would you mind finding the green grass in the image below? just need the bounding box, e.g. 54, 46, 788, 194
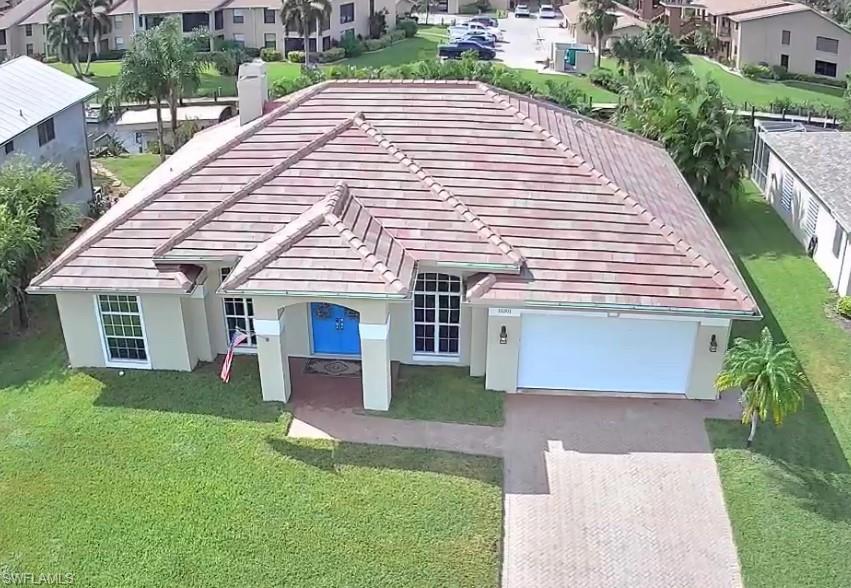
53, 61, 237, 97
95, 154, 161, 187
688, 55, 846, 110
707, 181, 851, 587
0, 303, 503, 587
377, 366, 504, 426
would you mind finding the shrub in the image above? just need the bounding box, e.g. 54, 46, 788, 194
341, 34, 365, 57
543, 79, 588, 112
397, 18, 418, 38
317, 47, 346, 63
838, 296, 851, 319
389, 29, 407, 43
769, 64, 787, 80
209, 50, 239, 76
364, 38, 388, 52
287, 50, 305, 63
94, 49, 126, 61
588, 67, 621, 93
368, 9, 388, 39
260, 48, 283, 62
741, 63, 771, 80
459, 2, 480, 14
244, 47, 261, 59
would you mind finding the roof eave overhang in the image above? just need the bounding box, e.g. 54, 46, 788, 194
216, 287, 410, 300
27, 284, 194, 295
467, 297, 762, 321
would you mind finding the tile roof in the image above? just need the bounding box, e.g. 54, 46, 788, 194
691, 0, 790, 16
0, 56, 97, 146
30, 80, 758, 316
762, 131, 851, 232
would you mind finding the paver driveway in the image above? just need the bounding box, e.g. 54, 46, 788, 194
502, 393, 743, 588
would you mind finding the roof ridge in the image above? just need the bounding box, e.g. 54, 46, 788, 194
480, 84, 753, 310
324, 193, 412, 294
30, 81, 332, 289
352, 114, 526, 268
221, 182, 349, 291
153, 113, 359, 258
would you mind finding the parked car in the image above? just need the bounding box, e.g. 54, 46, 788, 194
538, 3, 557, 18
470, 15, 498, 28
453, 32, 496, 47
449, 20, 504, 41
514, 3, 531, 17
438, 41, 496, 60
449, 28, 498, 45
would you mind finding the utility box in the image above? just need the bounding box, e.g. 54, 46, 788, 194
551, 42, 594, 74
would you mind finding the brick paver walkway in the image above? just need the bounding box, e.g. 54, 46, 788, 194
502, 393, 743, 588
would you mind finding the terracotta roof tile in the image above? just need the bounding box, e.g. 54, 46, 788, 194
31, 81, 757, 316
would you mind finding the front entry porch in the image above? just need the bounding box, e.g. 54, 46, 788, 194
252, 297, 395, 411
287, 357, 401, 410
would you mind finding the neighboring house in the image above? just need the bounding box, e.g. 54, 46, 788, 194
648, 0, 851, 79
752, 122, 851, 296
561, 0, 646, 50
0, 0, 398, 59
114, 105, 234, 153
0, 56, 97, 207
29, 69, 760, 411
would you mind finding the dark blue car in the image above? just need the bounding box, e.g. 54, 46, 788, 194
458, 33, 496, 47
438, 40, 496, 60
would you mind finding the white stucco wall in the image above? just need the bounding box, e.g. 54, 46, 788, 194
761, 148, 851, 295
734, 10, 851, 79
0, 103, 93, 209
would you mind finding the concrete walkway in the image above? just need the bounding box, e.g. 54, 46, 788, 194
288, 405, 503, 457
501, 392, 743, 588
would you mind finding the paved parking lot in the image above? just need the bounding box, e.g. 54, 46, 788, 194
496, 12, 566, 69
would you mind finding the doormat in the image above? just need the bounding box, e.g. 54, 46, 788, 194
304, 358, 362, 378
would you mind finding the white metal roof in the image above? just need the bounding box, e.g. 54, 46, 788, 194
0, 56, 98, 146
115, 105, 232, 127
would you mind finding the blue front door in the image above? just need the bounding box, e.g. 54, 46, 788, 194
310, 303, 361, 355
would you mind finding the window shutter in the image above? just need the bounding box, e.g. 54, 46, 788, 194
804, 198, 819, 237
780, 171, 794, 213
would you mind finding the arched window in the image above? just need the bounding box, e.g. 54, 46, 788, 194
413, 273, 462, 355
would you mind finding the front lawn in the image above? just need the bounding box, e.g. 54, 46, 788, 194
95, 154, 161, 187
688, 56, 846, 110
380, 365, 504, 426
0, 304, 503, 587
708, 182, 851, 587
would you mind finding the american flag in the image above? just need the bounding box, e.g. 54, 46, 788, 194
220, 329, 249, 383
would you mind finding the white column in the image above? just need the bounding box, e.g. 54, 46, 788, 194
469, 306, 487, 378
255, 315, 290, 402
359, 320, 392, 411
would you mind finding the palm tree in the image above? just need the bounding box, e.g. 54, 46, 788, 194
47, 0, 84, 77
78, 0, 113, 75
610, 35, 643, 75
280, 0, 332, 66
641, 22, 684, 63
579, 0, 617, 67
715, 328, 806, 447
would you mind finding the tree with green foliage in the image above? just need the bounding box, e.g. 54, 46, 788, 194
616, 64, 748, 217
78, 0, 113, 74
47, 0, 85, 77
610, 35, 644, 75
280, 0, 332, 67
640, 23, 684, 63
580, 0, 617, 67
117, 18, 207, 161
716, 327, 806, 447
693, 26, 718, 56
0, 158, 75, 330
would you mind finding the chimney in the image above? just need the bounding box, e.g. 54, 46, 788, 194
237, 59, 269, 126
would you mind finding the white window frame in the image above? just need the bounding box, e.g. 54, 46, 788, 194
94, 294, 152, 369
220, 268, 257, 355
412, 272, 462, 361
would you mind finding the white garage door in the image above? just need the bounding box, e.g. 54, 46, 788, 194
517, 314, 698, 394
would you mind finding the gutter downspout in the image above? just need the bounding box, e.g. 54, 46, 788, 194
837, 228, 851, 296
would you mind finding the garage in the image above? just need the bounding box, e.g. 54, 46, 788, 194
517, 313, 698, 394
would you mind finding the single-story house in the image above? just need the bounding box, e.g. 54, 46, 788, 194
752, 122, 851, 295
114, 105, 234, 153
30, 66, 759, 410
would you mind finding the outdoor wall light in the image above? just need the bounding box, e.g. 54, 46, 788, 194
499, 325, 508, 345
709, 335, 718, 353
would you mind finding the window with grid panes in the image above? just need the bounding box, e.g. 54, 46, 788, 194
98, 294, 147, 361
220, 268, 257, 348
413, 273, 461, 354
